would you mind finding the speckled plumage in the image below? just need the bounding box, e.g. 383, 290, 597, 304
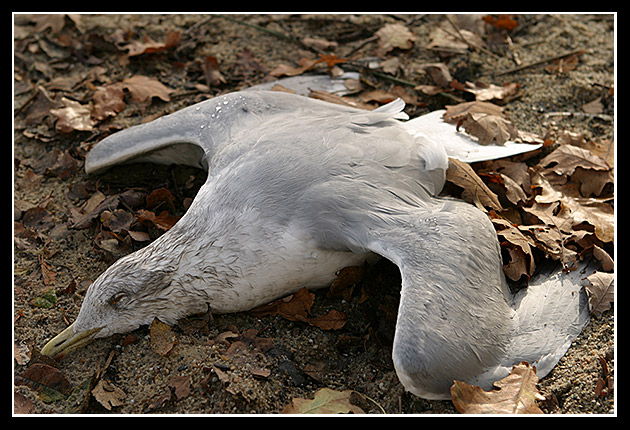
42, 90, 591, 399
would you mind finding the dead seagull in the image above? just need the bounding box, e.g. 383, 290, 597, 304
41, 89, 592, 400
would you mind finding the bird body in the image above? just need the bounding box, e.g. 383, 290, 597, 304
42, 90, 591, 400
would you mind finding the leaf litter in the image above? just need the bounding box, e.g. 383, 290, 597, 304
14, 14, 614, 414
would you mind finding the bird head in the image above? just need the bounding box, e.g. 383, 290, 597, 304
40, 251, 183, 358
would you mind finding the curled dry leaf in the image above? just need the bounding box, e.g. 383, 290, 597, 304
91, 379, 126, 410
446, 157, 502, 211
492, 218, 535, 282
282, 388, 365, 414
374, 23, 416, 56
150, 317, 176, 356
457, 112, 519, 146
50, 97, 95, 133
121, 75, 173, 103
451, 362, 544, 414
584, 271, 614, 316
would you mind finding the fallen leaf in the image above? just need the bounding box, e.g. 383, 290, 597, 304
584, 272, 614, 316
92, 84, 126, 120
446, 157, 502, 211
482, 14, 519, 31
121, 75, 173, 103
50, 97, 95, 133
91, 379, 126, 410
374, 23, 416, 56
451, 362, 545, 414
328, 265, 364, 301
301, 37, 338, 51
282, 388, 365, 414
14, 391, 35, 414
146, 187, 175, 210
100, 209, 133, 233
124, 30, 181, 56
443, 101, 506, 123
150, 318, 176, 356
250, 287, 314, 322
307, 309, 347, 331
16, 363, 73, 403
168, 375, 191, 400
457, 112, 519, 146
464, 81, 520, 102
202, 55, 227, 87
269, 57, 319, 78
492, 218, 535, 282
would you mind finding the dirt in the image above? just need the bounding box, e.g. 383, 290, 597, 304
13, 14, 614, 414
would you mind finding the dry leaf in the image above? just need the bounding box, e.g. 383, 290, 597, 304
121, 75, 173, 103
91, 379, 126, 410
374, 23, 416, 56
203, 56, 227, 87
584, 272, 614, 316
250, 287, 314, 322
92, 84, 126, 121
446, 157, 502, 211
282, 388, 365, 414
464, 81, 520, 102
457, 112, 519, 146
451, 362, 545, 414
168, 375, 191, 400
124, 30, 181, 56
492, 218, 535, 281
307, 309, 347, 331
443, 101, 506, 123
50, 97, 95, 133
150, 318, 176, 356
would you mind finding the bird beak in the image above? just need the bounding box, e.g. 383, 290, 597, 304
40, 323, 103, 358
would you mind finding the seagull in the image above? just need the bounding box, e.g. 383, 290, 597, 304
41, 88, 591, 400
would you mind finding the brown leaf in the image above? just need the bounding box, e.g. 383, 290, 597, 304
92, 84, 126, 121
100, 209, 133, 233
446, 158, 502, 211
16, 363, 73, 402
91, 379, 126, 410
492, 219, 535, 282
457, 112, 519, 146
443, 101, 506, 123
146, 187, 175, 210
202, 56, 227, 87
150, 318, 176, 356
124, 31, 181, 56
328, 265, 364, 301
168, 375, 191, 400
308, 310, 347, 331
464, 81, 520, 102
374, 23, 416, 56
50, 97, 95, 133
121, 75, 173, 103
269, 57, 319, 78
451, 362, 545, 414
250, 287, 314, 322
584, 272, 614, 316
282, 388, 365, 414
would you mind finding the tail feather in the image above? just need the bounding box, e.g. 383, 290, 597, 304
507, 259, 595, 377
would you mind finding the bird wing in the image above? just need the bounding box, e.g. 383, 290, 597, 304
85, 91, 367, 175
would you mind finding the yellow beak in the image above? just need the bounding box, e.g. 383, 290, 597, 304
40, 323, 103, 357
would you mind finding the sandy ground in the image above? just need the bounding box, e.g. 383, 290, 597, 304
14, 14, 614, 414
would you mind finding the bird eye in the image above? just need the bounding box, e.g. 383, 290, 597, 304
108, 292, 127, 307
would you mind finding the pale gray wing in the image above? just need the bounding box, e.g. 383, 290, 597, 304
85, 91, 366, 176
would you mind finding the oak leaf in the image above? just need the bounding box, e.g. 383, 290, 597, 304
584, 272, 614, 316
446, 157, 502, 211
50, 97, 95, 133
91, 379, 126, 410
121, 75, 173, 103
374, 23, 416, 56
150, 318, 176, 356
457, 112, 519, 146
282, 388, 365, 414
451, 362, 545, 414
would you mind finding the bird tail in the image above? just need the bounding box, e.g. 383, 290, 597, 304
506, 259, 596, 378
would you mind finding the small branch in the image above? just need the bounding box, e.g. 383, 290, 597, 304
494, 49, 585, 76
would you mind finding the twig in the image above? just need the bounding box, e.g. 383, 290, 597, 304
494, 49, 585, 76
